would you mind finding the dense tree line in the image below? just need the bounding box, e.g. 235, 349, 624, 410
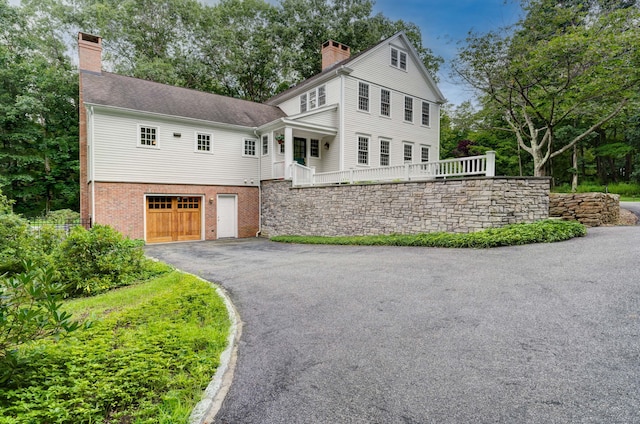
451, 0, 640, 189
1, 0, 639, 216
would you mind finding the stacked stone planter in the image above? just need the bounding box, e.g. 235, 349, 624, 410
549, 192, 619, 226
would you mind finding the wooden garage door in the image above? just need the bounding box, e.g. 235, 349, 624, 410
146, 196, 201, 243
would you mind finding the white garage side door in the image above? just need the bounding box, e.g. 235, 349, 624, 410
217, 194, 238, 239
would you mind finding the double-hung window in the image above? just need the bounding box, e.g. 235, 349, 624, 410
243, 138, 257, 157
310, 139, 320, 158
380, 139, 390, 166
358, 82, 369, 112
196, 132, 212, 152
318, 86, 326, 106
300, 94, 308, 113
421, 145, 430, 163
262, 135, 269, 156
139, 125, 158, 148
358, 136, 369, 165
421, 102, 430, 126
380, 89, 391, 117
404, 96, 413, 122
404, 143, 413, 163
391, 47, 407, 71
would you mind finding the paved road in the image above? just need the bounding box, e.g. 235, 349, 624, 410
622, 201, 640, 221
145, 227, 640, 424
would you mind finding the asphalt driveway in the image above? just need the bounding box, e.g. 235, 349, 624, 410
145, 226, 640, 424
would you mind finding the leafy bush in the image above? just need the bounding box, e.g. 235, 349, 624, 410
0, 261, 84, 384
0, 271, 230, 423
41, 209, 81, 222
54, 225, 157, 297
271, 220, 587, 248
553, 182, 640, 198
0, 213, 34, 275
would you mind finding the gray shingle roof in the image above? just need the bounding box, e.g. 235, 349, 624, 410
81, 71, 286, 127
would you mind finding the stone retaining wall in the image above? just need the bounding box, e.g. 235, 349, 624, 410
261, 177, 550, 237
549, 192, 619, 226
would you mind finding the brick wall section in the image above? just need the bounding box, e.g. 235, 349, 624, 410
94, 182, 259, 240
261, 177, 550, 237
549, 193, 619, 226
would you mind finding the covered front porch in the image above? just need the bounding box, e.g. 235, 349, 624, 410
259, 118, 338, 180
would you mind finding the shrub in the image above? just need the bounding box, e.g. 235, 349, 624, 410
0, 261, 83, 384
0, 213, 34, 275
54, 225, 152, 297
271, 220, 587, 248
42, 209, 81, 222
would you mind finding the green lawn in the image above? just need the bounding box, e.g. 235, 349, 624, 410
0, 270, 231, 424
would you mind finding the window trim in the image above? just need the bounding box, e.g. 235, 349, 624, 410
403, 142, 413, 163
421, 101, 431, 127
300, 93, 308, 113
391, 47, 407, 71
299, 85, 326, 113
404, 96, 413, 123
138, 124, 159, 149
358, 81, 370, 112
262, 134, 269, 156
380, 88, 391, 118
357, 135, 370, 166
310, 139, 320, 158
243, 138, 258, 157
194, 132, 212, 154
420, 145, 430, 163
380, 138, 391, 167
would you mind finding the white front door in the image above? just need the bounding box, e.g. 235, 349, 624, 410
217, 195, 237, 238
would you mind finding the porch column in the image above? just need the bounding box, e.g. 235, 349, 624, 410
284, 126, 294, 179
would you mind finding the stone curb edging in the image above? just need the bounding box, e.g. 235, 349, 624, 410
186, 272, 242, 424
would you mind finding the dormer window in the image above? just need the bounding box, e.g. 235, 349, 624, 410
299, 85, 326, 113
391, 47, 407, 71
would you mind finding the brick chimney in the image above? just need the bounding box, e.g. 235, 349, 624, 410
321, 40, 350, 70
78, 32, 102, 73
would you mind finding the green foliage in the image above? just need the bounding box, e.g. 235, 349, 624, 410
553, 182, 640, 198
0, 1, 79, 217
453, 0, 640, 177
41, 209, 81, 222
0, 271, 230, 424
0, 261, 83, 384
272, 220, 587, 248
0, 213, 33, 275
54, 225, 158, 297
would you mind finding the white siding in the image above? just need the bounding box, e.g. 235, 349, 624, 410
349, 39, 440, 102
295, 108, 338, 128
341, 76, 440, 170
92, 108, 259, 186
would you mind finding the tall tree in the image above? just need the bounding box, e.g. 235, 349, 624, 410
453, 0, 640, 179
0, 0, 78, 215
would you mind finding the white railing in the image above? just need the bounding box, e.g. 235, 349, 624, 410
290, 151, 495, 187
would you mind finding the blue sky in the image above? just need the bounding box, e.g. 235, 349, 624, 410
371, 0, 522, 105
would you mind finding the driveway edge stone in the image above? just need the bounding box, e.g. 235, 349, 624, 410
186, 272, 242, 424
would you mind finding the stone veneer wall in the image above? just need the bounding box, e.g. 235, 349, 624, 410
261, 177, 550, 237
549, 192, 619, 226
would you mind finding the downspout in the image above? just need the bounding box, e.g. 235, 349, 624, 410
89, 106, 96, 226
254, 129, 261, 237
339, 72, 345, 171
